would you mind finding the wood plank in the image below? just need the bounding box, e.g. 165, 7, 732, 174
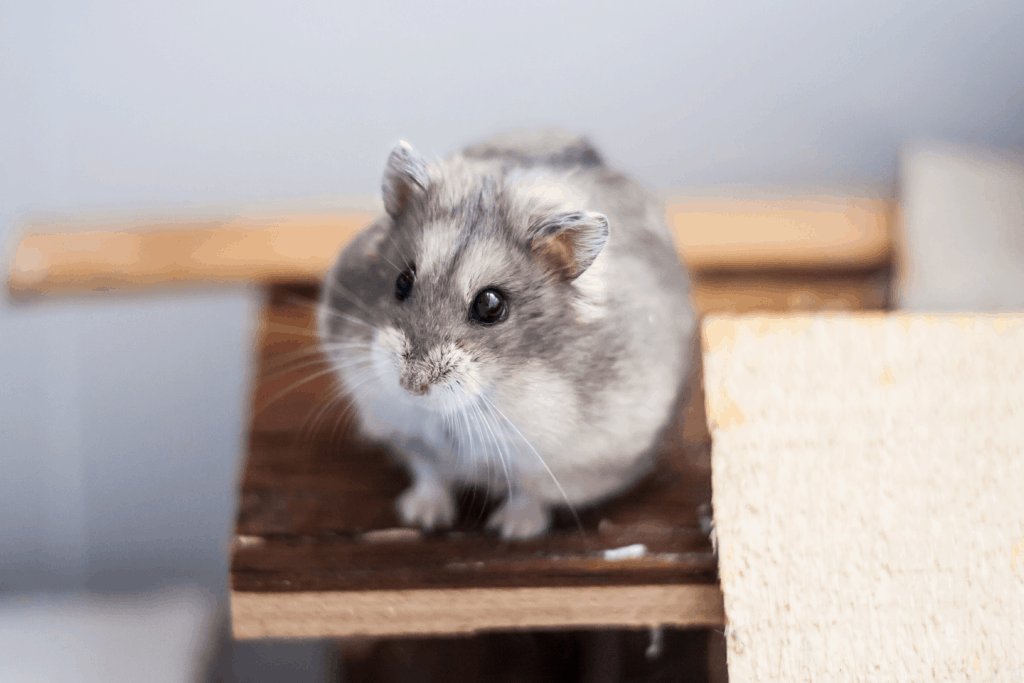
7, 194, 893, 298
339, 629, 720, 683
234, 285, 717, 596
668, 195, 893, 270
231, 585, 725, 639
691, 268, 890, 315
229, 264, 890, 637
7, 211, 374, 298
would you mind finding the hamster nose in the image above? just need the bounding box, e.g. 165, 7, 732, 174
400, 375, 430, 396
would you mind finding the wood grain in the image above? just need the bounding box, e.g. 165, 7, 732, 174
231, 261, 890, 637
232, 585, 726, 639
234, 285, 717, 597
2, 190, 897, 649
691, 268, 890, 315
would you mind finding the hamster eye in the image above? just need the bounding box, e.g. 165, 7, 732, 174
470, 288, 508, 325
395, 269, 415, 301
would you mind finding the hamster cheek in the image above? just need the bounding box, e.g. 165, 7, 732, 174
501, 366, 579, 447
370, 325, 407, 384
444, 348, 488, 399
375, 325, 409, 358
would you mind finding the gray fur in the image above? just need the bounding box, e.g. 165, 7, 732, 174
319, 130, 695, 540
382, 141, 430, 218
462, 129, 604, 169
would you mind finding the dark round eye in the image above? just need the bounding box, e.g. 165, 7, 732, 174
470, 288, 508, 324
395, 269, 415, 301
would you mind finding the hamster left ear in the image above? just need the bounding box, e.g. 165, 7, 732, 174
382, 141, 429, 218
529, 211, 610, 281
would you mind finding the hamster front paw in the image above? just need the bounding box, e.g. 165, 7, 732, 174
396, 480, 456, 531
487, 495, 551, 540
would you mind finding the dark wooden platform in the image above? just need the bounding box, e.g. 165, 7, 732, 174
230, 266, 889, 638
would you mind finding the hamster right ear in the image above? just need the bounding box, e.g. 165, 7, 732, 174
382, 141, 429, 218
529, 211, 610, 282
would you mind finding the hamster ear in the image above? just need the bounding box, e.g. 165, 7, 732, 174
382, 141, 429, 218
529, 211, 610, 281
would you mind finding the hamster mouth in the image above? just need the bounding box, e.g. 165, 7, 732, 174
399, 375, 431, 397
392, 369, 487, 419
370, 326, 487, 416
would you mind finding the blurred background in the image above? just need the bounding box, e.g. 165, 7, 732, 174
2, 0, 1023, 681
3, 0, 1022, 213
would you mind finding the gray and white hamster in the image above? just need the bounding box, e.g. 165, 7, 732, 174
318, 130, 695, 540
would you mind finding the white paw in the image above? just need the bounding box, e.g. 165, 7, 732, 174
487, 496, 551, 540
396, 481, 456, 531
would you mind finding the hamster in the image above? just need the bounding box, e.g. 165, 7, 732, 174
318, 130, 695, 540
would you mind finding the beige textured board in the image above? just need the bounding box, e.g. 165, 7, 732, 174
231, 585, 725, 639
702, 314, 1024, 682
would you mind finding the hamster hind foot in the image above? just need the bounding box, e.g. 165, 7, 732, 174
487, 494, 551, 540
396, 479, 456, 531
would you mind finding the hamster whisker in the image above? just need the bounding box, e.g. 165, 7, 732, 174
261, 345, 326, 370
318, 305, 375, 330
328, 397, 364, 452
478, 393, 584, 537
383, 232, 413, 271
324, 369, 379, 451
477, 398, 507, 510
261, 323, 325, 338
445, 386, 480, 520
253, 366, 344, 416
263, 322, 363, 343
258, 356, 333, 386
260, 348, 335, 374
456, 386, 493, 518
322, 278, 376, 319
469, 392, 512, 498
289, 390, 348, 457
274, 292, 375, 330
309, 391, 348, 438
470, 394, 497, 515
466, 389, 497, 518
376, 250, 405, 275
260, 344, 351, 376
262, 316, 370, 338
259, 344, 370, 384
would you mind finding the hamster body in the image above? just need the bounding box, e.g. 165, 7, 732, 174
318, 130, 695, 539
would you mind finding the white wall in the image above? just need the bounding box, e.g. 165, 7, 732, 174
1, 293, 257, 591
3, 0, 1023, 229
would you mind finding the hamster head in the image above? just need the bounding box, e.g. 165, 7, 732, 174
319, 140, 610, 419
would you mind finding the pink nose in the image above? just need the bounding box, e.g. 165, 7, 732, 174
401, 377, 429, 396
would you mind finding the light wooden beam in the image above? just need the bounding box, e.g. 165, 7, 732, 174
6, 194, 892, 299
666, 195, 892, 270
231, 585, 725, 639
